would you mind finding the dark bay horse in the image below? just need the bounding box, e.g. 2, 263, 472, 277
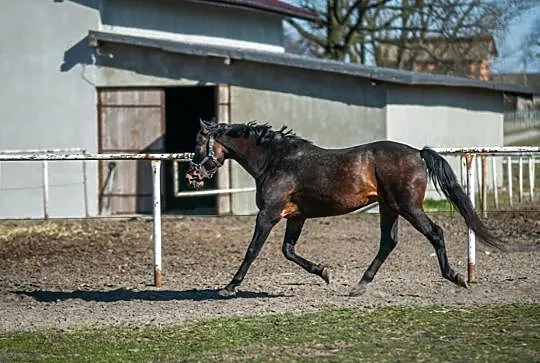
185, 119, 501, 298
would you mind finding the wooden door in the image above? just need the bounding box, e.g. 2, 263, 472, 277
98, 88, 165, 214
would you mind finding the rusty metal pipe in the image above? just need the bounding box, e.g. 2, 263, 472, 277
492, 156, 498, 209
42, 161, 49, 220
507, 156, 513, 207
151, 160, 163, 288
481, 155, 488, 218
465, 153, 476, 283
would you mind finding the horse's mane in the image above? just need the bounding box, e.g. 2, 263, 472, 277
207, 121, 312, 147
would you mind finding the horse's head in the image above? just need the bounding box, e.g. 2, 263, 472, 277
185, 119, 227, 189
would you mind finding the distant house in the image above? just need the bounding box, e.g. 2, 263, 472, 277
377, 35, 498, 80
491, 73, 540, 111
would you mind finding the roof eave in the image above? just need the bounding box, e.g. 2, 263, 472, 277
87, 30, 535, 97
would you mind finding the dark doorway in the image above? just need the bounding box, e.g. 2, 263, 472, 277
164, 86, 217, 213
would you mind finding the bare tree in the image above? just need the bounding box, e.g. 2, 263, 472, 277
287, 0, 537, 77
287, 0, 393, 62
521, 15, 540, 75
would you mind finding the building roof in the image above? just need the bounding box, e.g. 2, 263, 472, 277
183, 0, 317, 21
492, 73, 540, 94
88, 30, 534, 96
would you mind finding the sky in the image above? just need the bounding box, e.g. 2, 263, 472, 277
492, 4, 540, 73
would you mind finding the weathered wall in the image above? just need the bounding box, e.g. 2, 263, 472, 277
100, 0, 284, 52
94, 43, 221, 87
386, 85, 503, 148
386, 85, 504, 197
0, 0, 99, 218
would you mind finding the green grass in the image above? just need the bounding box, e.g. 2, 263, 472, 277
1, 305, 538, 362
423, 198, 454, 212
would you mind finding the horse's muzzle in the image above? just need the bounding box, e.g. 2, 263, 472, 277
185, 172, 205, 190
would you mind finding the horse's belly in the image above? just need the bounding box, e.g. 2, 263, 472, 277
294, 190, 377, 218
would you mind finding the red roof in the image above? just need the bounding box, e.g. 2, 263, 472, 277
186, 0, 317, 21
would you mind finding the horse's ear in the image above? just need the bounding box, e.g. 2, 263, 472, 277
200, 119, 211, 133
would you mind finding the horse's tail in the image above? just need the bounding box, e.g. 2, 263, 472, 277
420, 147, 503, 250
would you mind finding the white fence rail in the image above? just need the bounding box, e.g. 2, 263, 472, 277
0, 148, 89, 219
504, 109, 540, 124
0, 147, 539, 287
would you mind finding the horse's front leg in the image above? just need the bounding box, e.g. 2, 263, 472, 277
282, 217, 330, 284
219, 209, 279, 298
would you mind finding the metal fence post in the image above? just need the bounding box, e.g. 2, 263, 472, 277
492, 156, 498, 209
519, 156, 523, 203
465, 153, 476, 283
507, 156, 513, 208
481, 155, 488, 218
529, 156, 535, 201
82, 159, 89, 218
151, 160, 163, 288
42, 160, 50, 219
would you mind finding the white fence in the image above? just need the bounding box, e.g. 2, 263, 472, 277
0, 148, 90, 219
504, 109, 540, 124
0, 146, 539, 287
0, 152, 192, 288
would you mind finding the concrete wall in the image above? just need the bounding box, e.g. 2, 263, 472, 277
0, 0, 99, 218
100, 0, 284, 52
386, 85, 503, 148
386, 85, 504, 197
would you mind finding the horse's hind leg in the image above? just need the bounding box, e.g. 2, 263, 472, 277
282, 217, 330, 284
401, 205, 468, 289
350, 203, 399, 296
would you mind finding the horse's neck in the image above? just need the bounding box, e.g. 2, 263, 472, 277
222, 136, 273, 179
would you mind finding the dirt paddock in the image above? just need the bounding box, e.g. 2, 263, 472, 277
0, 210, 538, 333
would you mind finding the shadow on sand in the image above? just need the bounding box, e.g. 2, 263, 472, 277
14, 288, 285, 302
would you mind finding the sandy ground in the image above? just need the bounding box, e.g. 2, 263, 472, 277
0, 210, 538, 333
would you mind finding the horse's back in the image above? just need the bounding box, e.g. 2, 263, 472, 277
359, 140, 420, 155
269, 140, 427, 218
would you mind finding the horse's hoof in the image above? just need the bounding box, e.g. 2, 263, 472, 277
321, 266, 331, 284
455, 273, 469, 289
218, 287, 237, 298
349, 283, 367, 297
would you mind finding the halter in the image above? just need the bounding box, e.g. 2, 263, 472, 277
190, 135, 223, 179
